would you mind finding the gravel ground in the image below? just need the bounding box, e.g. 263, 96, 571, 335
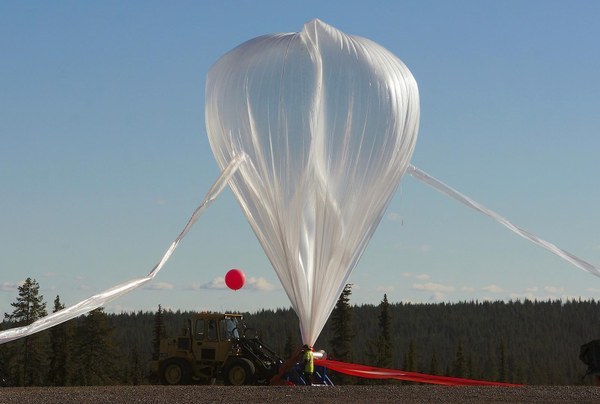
0, 385, 599, 404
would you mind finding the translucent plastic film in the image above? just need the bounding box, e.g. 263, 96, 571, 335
0, 155, 245, 344
408, 165, 600, 277
206, 20, 420, 345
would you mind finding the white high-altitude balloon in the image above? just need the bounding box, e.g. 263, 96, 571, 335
206, 19, 420, 345
3, 19, 597, 348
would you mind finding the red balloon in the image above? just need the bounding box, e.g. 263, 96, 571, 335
225, 269, 245, 290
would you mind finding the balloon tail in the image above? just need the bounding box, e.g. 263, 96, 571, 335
408, 164, 600, 278
0, 154, 247, 345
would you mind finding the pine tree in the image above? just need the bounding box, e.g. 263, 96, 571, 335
71, 308, 118, 385
497, 340, 507, 382
429, 350, 439, 375
406, 340, 417, 372
465, 353, 474, 379
329, 284, 354, 384
4, 277, 48, 386
375, 294, 393, 369
129, 346, 143, 385
364, 294, 393, 385
47, 295, 71, 386
4, 278, 47, 325
283, 330, 296, 360
452, 341, 465, 378
152, 305, 166, 361
0, 341, 10, 386
329, 284, 353, 361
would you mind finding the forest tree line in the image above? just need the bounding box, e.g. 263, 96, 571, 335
1, 279, 599, 386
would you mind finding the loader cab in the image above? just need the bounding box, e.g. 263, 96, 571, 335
192, 314, 242, 362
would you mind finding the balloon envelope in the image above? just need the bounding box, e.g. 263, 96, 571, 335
225, 269, 245, 291
206, 19, 419, 345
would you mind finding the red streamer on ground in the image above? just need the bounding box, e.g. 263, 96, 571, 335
315, 359, 522, 386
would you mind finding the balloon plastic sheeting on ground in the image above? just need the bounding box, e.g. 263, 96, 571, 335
316, 359, 523, 386
206, 19, 420, 346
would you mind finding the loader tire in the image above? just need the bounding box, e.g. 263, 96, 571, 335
224, 358, 255, 386
160, 358, 192, 385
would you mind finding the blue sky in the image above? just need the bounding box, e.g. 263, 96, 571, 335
1, 1, 599, 315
